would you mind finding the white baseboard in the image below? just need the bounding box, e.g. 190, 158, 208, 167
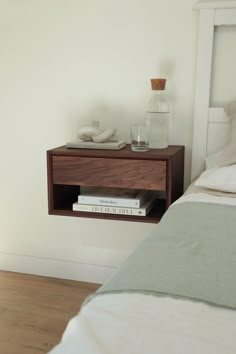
0, 252, 116, 284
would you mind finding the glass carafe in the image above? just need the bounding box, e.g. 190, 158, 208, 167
146, 78, 169, 149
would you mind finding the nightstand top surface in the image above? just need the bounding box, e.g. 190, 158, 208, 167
48, 144, 184, 160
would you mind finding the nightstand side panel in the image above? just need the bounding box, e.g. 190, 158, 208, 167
166, 147, 185, 206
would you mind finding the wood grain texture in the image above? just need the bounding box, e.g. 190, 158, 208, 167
49, 144, 182, 160
0, 271, 99, 354
52, 156, 166, 190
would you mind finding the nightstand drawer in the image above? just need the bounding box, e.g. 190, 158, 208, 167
52, 156, 166, 190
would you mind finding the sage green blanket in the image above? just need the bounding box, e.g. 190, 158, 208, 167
91, 202, 236, 310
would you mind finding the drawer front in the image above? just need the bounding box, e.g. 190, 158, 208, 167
52, 156, 166, 190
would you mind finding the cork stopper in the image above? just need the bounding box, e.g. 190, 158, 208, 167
151, 78, 166, 90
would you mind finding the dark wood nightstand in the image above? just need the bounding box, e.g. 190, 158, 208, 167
47, 144, 184, 223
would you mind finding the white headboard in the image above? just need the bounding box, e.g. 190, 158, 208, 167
191, 1, 236, 181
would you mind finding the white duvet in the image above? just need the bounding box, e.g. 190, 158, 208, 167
49, 193, 236, 354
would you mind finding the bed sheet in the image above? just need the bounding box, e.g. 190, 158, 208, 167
173, 191, 236, 207
49, 193, 236, 354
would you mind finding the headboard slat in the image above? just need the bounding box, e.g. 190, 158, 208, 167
191, 8, 214, 180
191, 2, 236, 181
215, 8, 236, 25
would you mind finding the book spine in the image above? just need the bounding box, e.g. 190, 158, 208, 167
73, 203, 148, 216
77, 195, 141, 208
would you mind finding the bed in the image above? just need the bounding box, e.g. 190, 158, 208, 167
48, 2, 236, 353
48, 188, 236, 354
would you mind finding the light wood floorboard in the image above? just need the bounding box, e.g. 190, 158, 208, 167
0, 270, 100, 354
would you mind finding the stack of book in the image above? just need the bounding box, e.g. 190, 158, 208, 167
72, 187, 156, 216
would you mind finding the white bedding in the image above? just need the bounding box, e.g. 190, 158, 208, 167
173, 191, 236, 207
49, 193, 236, 354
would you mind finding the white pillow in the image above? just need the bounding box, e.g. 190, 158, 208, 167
195, 164, 236, 193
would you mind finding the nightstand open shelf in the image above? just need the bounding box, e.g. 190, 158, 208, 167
47, 145, 184, 223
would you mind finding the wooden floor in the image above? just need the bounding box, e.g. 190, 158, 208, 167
0, 271, 100, 354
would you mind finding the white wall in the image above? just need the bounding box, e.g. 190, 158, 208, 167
0, 0, 198, 283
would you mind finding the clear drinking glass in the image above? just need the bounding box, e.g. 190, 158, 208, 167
130, 123, 149, 152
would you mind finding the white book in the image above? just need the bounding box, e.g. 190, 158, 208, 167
66, 139, 126, 150
78, 187, 148, 208
72, 197, 156, 216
